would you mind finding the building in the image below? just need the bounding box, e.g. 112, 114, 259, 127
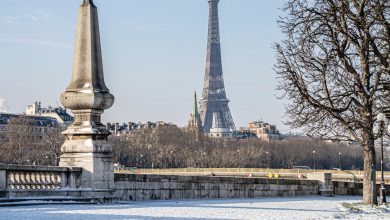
187, 92, 202, 134
241, 120, 282, 141
0, 113, 60, 144
25, 101, 73, 125
208, 113, 234, 138
199, 0, 235, 133
208, 127, 234, 138
106, 121, 179, 135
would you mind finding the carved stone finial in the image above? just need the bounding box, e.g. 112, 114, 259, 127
59, 0, 114, 192
82, 0, 95, 6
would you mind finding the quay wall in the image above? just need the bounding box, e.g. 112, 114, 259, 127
114, 174, 319, 201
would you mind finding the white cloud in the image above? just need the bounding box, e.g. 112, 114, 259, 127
27, 9, 57, 22
4, 9, 56, 23
0, 98, 9, 113
4, 15, 20, 23
0, 37, 72, 49
26, 14, 39, 21
33, 10, 54, 20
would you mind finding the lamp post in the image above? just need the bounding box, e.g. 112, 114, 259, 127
266, 151, 269, 169
338, 152, 342, 170
237, 150, 240, 172
202, 152, 206, 168
170, 151, 174, 169
374, 112, 387, 205
312, 150, 316, 171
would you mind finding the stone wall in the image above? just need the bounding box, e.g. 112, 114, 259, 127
333, 181, 390, 196
114, 174, 319, 201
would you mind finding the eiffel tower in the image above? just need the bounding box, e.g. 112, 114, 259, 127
199, 0, 235, 133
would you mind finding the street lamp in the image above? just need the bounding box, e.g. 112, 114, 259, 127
312, 150, 316, 171
373, 112, 388, 205
203, 152, 206, 168
237, 150, 240, 168
170, 151, 174, 169
265, 151, 269, 169
338, 152, 342, 170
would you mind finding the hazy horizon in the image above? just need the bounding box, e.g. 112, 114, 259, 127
0, 0, 296, 132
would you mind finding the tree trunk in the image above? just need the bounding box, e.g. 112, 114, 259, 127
363, 138, 377, 205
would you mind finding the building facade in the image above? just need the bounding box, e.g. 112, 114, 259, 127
107, 121, 179, 135
208, 127, 234, 138
25, 101, 73, 125
0, 113, 60, 144
241, 120, 282, 141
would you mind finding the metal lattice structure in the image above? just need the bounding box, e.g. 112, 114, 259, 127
199, 0, 235, 133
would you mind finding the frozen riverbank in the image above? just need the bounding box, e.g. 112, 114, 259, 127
0, 196, 388, 220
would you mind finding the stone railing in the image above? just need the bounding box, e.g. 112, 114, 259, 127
8, 171, 61, 190
0, 164, 82, 197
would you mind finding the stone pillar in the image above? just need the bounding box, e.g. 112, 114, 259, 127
307, 173, 334, 196
59, 0, 115, 192
0, 169, 6, 191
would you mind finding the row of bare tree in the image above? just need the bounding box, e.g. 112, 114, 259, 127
0, 116, 63, 166
110, 126, 369, 170
1, 117, 388, 172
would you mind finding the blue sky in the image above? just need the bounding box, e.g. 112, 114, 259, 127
0, 0, 290, 131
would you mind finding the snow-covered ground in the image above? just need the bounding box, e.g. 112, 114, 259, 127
0, 196, 389, 220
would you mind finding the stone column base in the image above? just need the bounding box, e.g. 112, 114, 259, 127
60, 139, 114, 191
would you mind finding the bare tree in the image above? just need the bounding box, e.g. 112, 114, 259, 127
110, 126, 363, 172
0, 115, 64, 166
275, 0, 390, 204
1, 116, 37, 164
41, 127, 65, 166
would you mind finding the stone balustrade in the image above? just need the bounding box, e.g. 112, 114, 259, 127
8, 171, 61, 190
0, 164, 82, 198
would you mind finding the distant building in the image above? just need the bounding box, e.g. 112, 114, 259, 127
241, 120, 282, 141
187, 92, 203, 136
208, 127, 234, 138
25, 101, 73, 125
208, 113, 234, 138
0, 113, 59, 143
106, 121, 179, 135
235, 129, 258, 139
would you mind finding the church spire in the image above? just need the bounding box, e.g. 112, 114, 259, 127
188, 91, 203, 136
193, 91, 199, 118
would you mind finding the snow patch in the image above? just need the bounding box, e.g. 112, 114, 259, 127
79, 89, 93, 94
78, 127, 98, 133
84, 139, 94, 147
1, 196, 381, 220
338, 202, 390, 219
